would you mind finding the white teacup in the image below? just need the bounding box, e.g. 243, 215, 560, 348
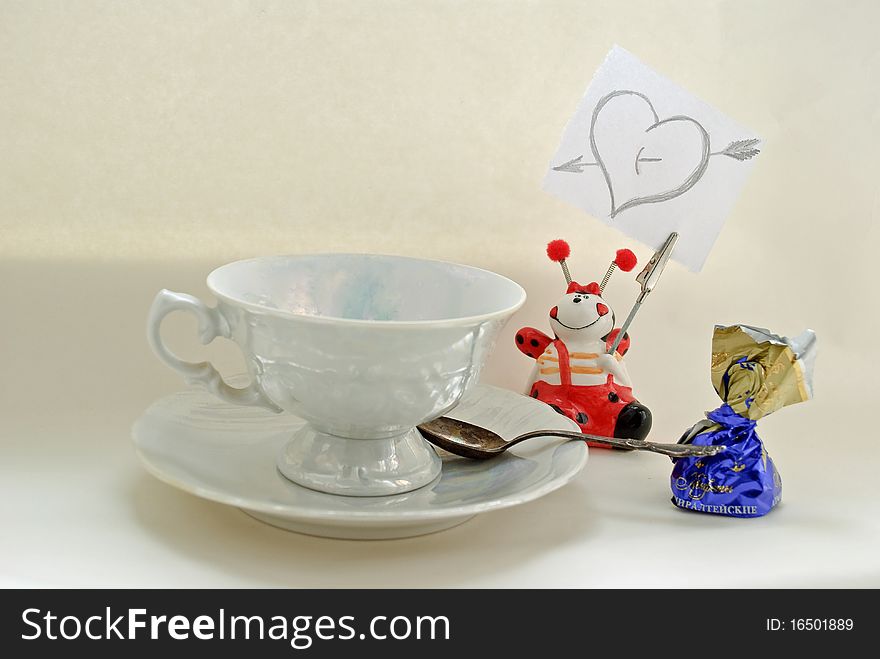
147, 254, 525, 496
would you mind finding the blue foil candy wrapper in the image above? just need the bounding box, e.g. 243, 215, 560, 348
671, 325, 816, 518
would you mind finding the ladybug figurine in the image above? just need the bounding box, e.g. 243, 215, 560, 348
514, 239, 652, 446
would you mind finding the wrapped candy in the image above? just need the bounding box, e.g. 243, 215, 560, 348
671, 324, 817, 518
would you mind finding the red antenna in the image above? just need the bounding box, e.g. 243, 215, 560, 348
546, 239, 572, 284
599, 248, 637, 294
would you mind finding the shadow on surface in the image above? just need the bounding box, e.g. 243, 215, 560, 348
128, 471, 598, 588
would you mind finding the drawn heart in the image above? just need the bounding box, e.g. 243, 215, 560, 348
589, 90, 710, 218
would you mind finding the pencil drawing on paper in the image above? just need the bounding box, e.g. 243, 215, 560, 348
552, 90, 761, 218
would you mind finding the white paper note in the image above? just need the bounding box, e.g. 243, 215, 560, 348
543, 46, 762, 272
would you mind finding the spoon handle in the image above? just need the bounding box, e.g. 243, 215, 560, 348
507, 430, 724, 458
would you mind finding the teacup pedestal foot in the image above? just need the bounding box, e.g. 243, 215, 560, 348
276, 425, 442, 497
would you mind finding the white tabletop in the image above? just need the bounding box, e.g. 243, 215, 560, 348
2, 260, 877, 588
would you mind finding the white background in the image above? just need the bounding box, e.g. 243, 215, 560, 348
2, 0, 878, 587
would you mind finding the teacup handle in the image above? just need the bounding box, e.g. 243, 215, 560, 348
147, 289, 281, 412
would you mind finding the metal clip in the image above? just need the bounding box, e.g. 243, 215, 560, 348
635, 232, 678, 303
607, 232, 678, 354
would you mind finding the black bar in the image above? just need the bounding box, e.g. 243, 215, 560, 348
0, 589, 873, 656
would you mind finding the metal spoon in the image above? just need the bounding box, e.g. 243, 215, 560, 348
417, 416, 725, 460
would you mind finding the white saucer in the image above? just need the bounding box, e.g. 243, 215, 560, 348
132, 384, 588, 539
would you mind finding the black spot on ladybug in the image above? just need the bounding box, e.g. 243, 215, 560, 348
575, 412, 588, 425
530, 389, 539, 398
516, 334, 524, 344
530, 338, 540, 347
608, 392, 619, 403
549, 404, 565, 416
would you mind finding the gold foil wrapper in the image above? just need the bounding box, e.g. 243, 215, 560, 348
709, 324, 816, 420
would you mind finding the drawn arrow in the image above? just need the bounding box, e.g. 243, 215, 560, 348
552, 154, 663, 174
552, 155, 597, 173
554, 139, 759, 175
713, 139, 761, 161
